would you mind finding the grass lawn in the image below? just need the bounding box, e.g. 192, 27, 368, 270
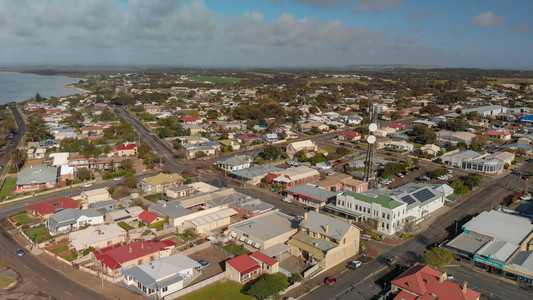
304, 77, 368, 86
322, 146, 336, 153
0, 275, 15, 289
64, 251, 79, 262
24, 225, 52, 244
223, 244, 251, 256
177, 232, 197, 242
144, 193, 163, 202
179, 281, 254, 300
117, 221, 135, 231
11, 213, 34, 225
191, 76, 241, 83
0, 259, 7, 267
485, 77, 533, 84
51, 246, 69, 254
0, 177, 17, 200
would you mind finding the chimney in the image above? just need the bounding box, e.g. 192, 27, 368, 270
129, 247, 132, 253
97, 229, 102, 235
462, 281, 468, 294
407, 282, 411, 287
141, 243, 144, 249
304, 212, 308, 220
325, 224, 329, 233
439, 273, 446, 283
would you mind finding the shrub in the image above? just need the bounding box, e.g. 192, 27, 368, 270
82, 246, 95, 256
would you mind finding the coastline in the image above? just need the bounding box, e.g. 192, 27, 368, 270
65, 84, 90, 94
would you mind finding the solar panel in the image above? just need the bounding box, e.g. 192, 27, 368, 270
413, 188, 435, 203
401, 195, 416, 205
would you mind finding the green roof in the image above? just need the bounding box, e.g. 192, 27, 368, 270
343, 191, 404, 209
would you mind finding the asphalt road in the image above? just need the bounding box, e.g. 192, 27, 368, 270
0, 225, 109, 300
0, 106, 25, 172
302, 161, 532, 300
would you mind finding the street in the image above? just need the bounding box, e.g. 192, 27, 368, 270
0, 106, 25, 173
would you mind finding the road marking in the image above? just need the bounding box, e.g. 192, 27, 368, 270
65, 291, 72, 296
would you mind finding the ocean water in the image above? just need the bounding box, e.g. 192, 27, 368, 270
0, 71, 83, 104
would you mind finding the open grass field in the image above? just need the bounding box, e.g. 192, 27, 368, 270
191, 76, 241, 83
178, 281, 254, 300
247, 72, 274, 78
304, 77, 368, 85
0, 177, 17, 200
0, 275, 15, 289
11, 213, 33, 225
485, 77, 533, 84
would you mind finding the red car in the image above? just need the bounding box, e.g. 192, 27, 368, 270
324, 276, 339, 285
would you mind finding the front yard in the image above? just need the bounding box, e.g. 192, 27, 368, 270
24, 224, 52, 244
0, 177, 17, 200
179, 281, 253, 300
10, 213, 34, 225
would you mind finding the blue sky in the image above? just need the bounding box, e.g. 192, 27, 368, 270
0, 0, 531, 69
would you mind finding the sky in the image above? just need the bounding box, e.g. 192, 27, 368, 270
0, 0, 532, 69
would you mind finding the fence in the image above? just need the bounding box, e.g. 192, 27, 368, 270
163, 273, 227, 300
278, 267, 292, 278
212, 243, 234, 258
302, 263, 321, 278
180, 241, 212, 256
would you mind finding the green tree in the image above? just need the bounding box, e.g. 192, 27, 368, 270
34, 92, 43, 102
419, 104, 443, 116
451, 180, 469, 195
123, 175, 138, 188
335, 146, 353, 158
423, 247, 456, 268
26, 115, 53, 142
120, 159, 133, 169
76, 168, 91, 181
261, 145, 283, 160
10, 149, 26, 171
246, 273, 290, 300
411, 125, 436, 144
207, 109, 219, 119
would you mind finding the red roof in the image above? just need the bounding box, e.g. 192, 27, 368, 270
88, 135, 104, 140
391, 265, 480, 300
180, 115, 201, 122
94, 240, 176, 270
486, 130, 511, 136
339, 131, 362, 138
388, 123, 405, 129
240, 133, 261, 140
116, 143, 137, 151
227, 254, 261, 274
394, 290, 418, 300
27, 198, 81, 216
250, 251, 278, 266
139, 211, 161, 223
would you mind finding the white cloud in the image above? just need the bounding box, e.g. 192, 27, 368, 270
470, 11, 504, 28
512, 21, 533, 34
352, 0, 402, 13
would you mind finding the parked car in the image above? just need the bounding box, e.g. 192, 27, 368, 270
523, 175, 530, 181
520, 194, 531, 201
361, 234, 372, 240
281, 197, 292, 203
113, 177, 122, 181
348, 260, 362, 269
15, 248, 25, 256
396, 173, 404, 178
324, 276, 339, 285
83, 183, 92, 188
195, 259, 211, 271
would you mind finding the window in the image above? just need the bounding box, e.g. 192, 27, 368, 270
387, 214, 390, 220
150, 256, 154, 261
107, 240, 111, 245
382, 212, 385, 218
138, 259, 143, 265
162, 287, 168, 292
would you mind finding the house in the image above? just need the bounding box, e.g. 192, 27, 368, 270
80, 188, 112, 208
286, 140, 319, 158
109, 143, 137, 157
487, 151, 514, 165
345, 114, 363, 125
486, 130, 512, 141
238, 133, 262, 145
461, 158, 504, 174
27, 197, 82, 220
337, 131, 362, 142
282, 184, 339, 208
219, 139, 241, 151
216, 155, 252, 172
140, 173, 184, 195
180, 115, 201, 124
391, 264, 480, 300
388, 183, 452, 222
314, 173, 368, 193
184, 144, 217, 159
93, 240, 177, 277
231, 199, 275, 219
69, 224, 127, 252
266, 166, 320, 188
47, 208, 104, 235
139, 210, 164, 225
15, 165, 59, 193
298, 121, 328, 133
441, 150, 483, 167
225, 254, 263, 283
383, 140, 414, 152
250, 251, 280, 274
105, 206, 145, 223
498, 143, 533, 155
373, 127, 396, 137
227, 210, 298, 250
288, 210, 360, 270
327, 191, 406, 235
420, 144, 441, 156
386, 123, 406, 131
122, 254, 200, 298
230, 165, 284, 185
263, 133, 279, 143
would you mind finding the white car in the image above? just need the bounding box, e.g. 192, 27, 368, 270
520, 194, 531, 201
348, 260, 362, 269
113, 177, 122, 181
83, 183, 92, 188
281, 197, 292, 203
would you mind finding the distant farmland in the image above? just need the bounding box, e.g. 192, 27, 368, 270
485, 77, 533, 84
191, 76, 241, 83
304, 77, 369, 85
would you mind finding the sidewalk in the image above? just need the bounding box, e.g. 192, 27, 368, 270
11, 230, 147, 300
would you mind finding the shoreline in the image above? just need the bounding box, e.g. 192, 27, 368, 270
64, 85, 90, 94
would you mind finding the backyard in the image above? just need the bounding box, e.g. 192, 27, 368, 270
223, 243, 251, 256
10, 212, 34, 225
179, 281, 253, 300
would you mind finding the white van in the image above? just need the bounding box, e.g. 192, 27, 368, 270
361, 234, 372, 240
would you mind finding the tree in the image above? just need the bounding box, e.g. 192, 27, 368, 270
411, 125, 436, 144
246, 273, 290, 300
419, 104, 443, 116
309, 152, 327, 165
207, 109, 219, 119
123, 175, 138, 188
26, 115, 53, 142
120, 159, 133, 169
10, 149, 26, 171
261, 145, 283, 160
423, 247, 456, 268
335, 146, 352, 158
451, 180, 469, 195
76, 168, 91, 181
34, 92, 43, 102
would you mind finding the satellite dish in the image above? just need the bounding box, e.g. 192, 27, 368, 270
368, 123, 378, 132
367, 135, 376, 144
